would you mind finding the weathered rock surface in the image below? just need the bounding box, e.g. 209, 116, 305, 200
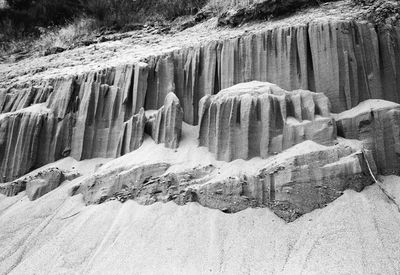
26, 168, 65, 201
119, 108, 146, 155
71, 162, 170, 204
0, 64, 149, 182
146, 93, 183, 149
0, 105, 70, 183
198, 81, 335, 161
144, 22, 400, 123
71, 140, 375, 222
0, 167, 78, 199
1, 21, 400, 182
336, 99, 400, 175
3, 22, 400, 125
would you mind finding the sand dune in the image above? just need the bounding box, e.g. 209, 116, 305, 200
1, 173, 400, 274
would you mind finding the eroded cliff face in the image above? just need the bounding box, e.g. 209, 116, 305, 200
337, 100, 400, 175
198, 81, 335, 161
0, 63, 150, 182
1, 20, 400, 182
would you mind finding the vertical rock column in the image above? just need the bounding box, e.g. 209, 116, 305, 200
336, 100, 400, 174
198, 81, 335, 162
0, 109, 45, 182
146, 93, 183, 149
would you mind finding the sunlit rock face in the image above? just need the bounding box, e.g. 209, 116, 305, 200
336, 100, 400, 175
1, 21, 400, 181
198, 81, 336, 161
146, 93, 183, 149
70, 140, 375, 222
144, 22, 400, 124
0, 64, 150, 183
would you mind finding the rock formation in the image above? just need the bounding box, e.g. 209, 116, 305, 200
0, 167, 79, 199
3, 22, 400, 126
198, 81, 335, 161
195, 142, 376, 221
146, 93, 183, 149
0, 64, 149, 182
0, 104, 66, 183
70, 140, 375, 222
119, 108, 147, 155
336, 100, 400, 175
26, 168, 65, 201
143, 22, 400, 124
1, 19, 400, 223
71, 163, 171, 205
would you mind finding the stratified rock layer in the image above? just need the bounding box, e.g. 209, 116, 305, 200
71, 141, 375, 222
119, 108, 146, 156
0, 105, 69, 183
1, 21, 400, 180
146, 93, 183, 149
143, 22, 400, 124
26, 168, 65, 201
72, 163, 171, 205
0, 167, 77, 199
336, 100, 400, 175
199, 81, 335, 161
0, 64, 149, 182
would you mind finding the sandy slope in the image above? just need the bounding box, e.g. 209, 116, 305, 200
1, 174, 400, 274
0, 124, 400, 274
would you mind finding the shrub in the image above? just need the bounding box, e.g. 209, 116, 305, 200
352, 0, 400, 26
84, 0, 208, 27
34, 17, 98, 51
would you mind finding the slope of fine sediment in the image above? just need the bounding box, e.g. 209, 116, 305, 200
0, 0, 366, 86
1, 174, 400, 274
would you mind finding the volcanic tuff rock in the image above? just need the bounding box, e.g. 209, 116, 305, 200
70, 140, 375, 222
26, 168, 65, 201
336, 100, 400, 175
146, 93, 183, 149
1, 20, 400, 185
195, 142, 375, 221
71, 163, 170, 205
0, 167, 75, 199
119, 108, 146, 155
0, 64, 149, 182
0, 104, 71, 183
198, 81, 335, 161
3, 22, 400, 124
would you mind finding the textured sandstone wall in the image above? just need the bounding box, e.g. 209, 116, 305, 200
1, 20, 400, 181
0, 63, 150, 182
198, 81, 336, 161
3, 21, 400, 125
72, 141, 375, 221
144, 21, 400, 124
146, 93, 183, 149
337, 100, 400, 174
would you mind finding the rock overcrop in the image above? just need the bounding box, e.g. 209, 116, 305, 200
70, 140, 375, 222
198, 81, 335, 161
0, 167, 79, 200
336, 100, 400, 175
146, 92, 183, 149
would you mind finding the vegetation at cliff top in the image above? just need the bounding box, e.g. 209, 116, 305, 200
0, 0, 399, 62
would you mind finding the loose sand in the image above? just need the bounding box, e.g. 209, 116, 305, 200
0, 124, 400, 274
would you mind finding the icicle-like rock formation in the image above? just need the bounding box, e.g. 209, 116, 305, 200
146, 93, 183, 149
336, 100, 400, 174
119, 108, 146, 156
4, 22, 400, 126
1, 21, 400, 181
0, 64, 150, 182
198, 81, 335, 161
